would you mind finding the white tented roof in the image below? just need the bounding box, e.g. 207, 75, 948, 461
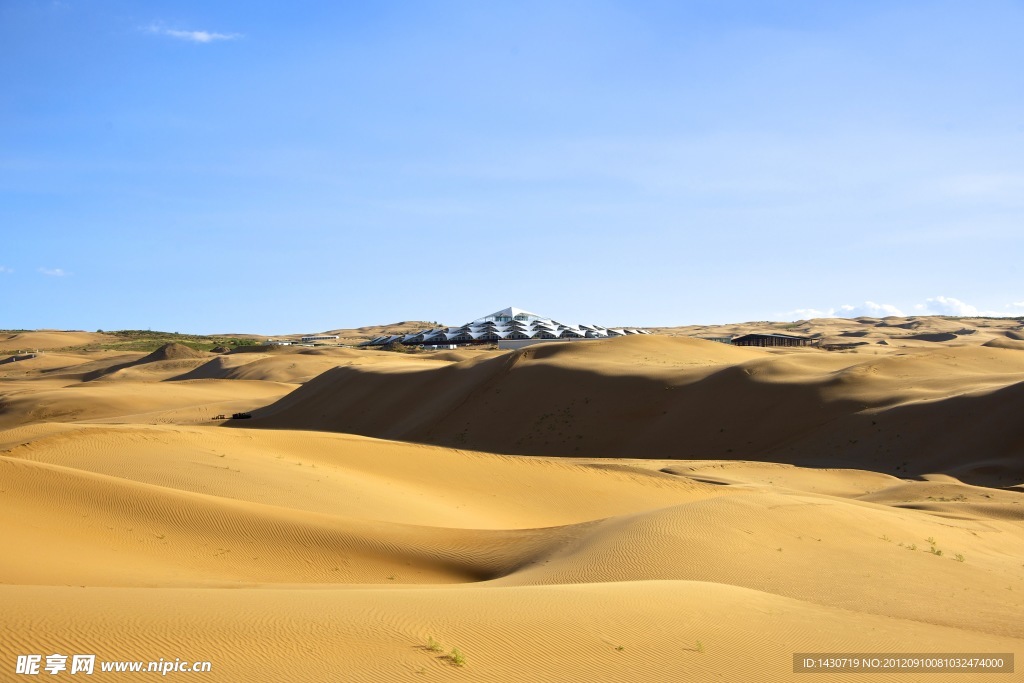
360, 306, 649, 346
472, 307, 544, 324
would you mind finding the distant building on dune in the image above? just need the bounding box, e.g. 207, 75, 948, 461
360, 307, 650, 349
300, 334, 340, 344
730, 333, 814, 347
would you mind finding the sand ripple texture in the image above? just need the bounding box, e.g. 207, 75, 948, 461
2, 333, 1023, 680
1, 422, 1022, 681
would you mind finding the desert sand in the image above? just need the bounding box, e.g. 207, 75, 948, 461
1, 319, 1022, 681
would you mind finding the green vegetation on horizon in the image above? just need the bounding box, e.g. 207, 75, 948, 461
0, 329, 264, 354
90, 330, 261, 353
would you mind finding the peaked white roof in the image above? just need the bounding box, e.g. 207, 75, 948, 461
473, 306, 543, 323
360, 306, 649, 346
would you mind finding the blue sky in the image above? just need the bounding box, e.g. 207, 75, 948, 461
2, 0, 1023, 333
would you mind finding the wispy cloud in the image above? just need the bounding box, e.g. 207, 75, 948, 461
999, 302, 1024, 315
913, 297, 1024, 317
785, 297, 1024, 321
38, 267, 69, 277
0, 266, 13, 274
791, 296, 1024, 320
785, 301, 904, 320
913, 296, 980, 317
144, 23, 241, 43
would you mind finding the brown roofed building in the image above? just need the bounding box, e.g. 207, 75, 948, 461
731, 333, 814, 347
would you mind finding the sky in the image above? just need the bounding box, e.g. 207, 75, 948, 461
2, 0, 1023, 334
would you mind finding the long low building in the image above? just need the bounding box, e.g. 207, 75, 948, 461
730, 333, 814, 347
361, 307, 650, 347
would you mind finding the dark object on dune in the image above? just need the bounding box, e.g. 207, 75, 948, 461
231, 412, 252, 419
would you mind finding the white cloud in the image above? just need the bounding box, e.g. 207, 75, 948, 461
784, 301, 904, 320
144, 23, 241, 43
789, 297, 1024, 322
915, 296, 980, 317
1002, 301, 1024, 316
38, 267, 69, 277
0, 266, 13, 274
911, 296, 1024, 317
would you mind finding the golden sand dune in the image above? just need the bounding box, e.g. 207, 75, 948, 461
0, 380, 293, 429
0, 346, 202, 384
0, 351, 116, 377
35, 352, 149, 381
0, 424, 712, 531
657, 314, 1024, 350
250, 336, 1024, 485
77, 343, 212, 382
137, 341, 210, 362
174, 353, 355, 383
423, 348, 508, 363
984, 336, 1024, 350
662, 460, 902, 496
173, 347, 452, 383
0, 344, 444, 430
3, 581, 1019, 683
1, 330, 1022, 680
1, 422, 1021, 681
0, 330, 111, 352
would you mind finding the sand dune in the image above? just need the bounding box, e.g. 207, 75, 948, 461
32, 351, 149, 380
0, 330, 110, 352
139, 342, 209, 362
984, 336, 1024, 350
655, 314, 1024, 350
0, 343, 450, 430
4, 581, 1019, 682
0, 423, 714, 531
173, 347, 450, 383
249, 337, 1024, 485
1, 422, 1021, 681
173, 353, 348, 383
0, 352, 127, 381
77, 342, 212, 382
2, 326, 1022, 681
0, 380, 293, 428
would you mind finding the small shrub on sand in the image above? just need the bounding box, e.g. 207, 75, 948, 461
448, 647, 466, 667
426, 637, 442, 653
